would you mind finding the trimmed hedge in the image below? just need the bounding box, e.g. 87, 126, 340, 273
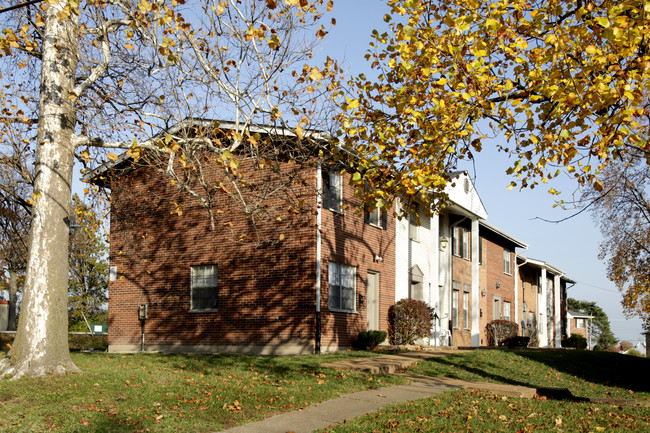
388, 298, 433, 345
355, 330, 387, 350
562, 333, 588, 349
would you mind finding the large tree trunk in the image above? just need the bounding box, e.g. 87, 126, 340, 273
7, 269, 18, 331
0, 1, 80, 378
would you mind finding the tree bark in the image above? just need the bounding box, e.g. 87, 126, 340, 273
0, 1, 80, 378
7, 269, 18, 331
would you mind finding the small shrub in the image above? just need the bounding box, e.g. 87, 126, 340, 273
355, 330, 387, 350
486, 320, 519, 346
562, 333, 587, 349
593, 344, 602, 351
388, 298, 433, 345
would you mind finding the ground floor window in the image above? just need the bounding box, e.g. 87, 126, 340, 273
329, 262, 356, 312
190, 264, 218, 311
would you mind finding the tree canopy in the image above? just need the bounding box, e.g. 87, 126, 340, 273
0, 0, 337, 378
338, 0, 650, 213
585, 152, 650, 327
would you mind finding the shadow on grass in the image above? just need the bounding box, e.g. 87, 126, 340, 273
513, 350, 650, 393
413, 349, 650, 394
415, 352, 537, 388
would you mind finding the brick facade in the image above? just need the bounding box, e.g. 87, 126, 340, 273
107, 158, 395, 354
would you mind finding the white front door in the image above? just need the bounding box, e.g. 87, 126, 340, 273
367, 271, 379, 330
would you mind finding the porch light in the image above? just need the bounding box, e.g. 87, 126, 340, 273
439, 236, 449, 251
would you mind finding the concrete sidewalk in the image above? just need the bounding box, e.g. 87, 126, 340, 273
217, 352, 537, 433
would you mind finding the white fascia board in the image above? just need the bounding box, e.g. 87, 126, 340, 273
479, 220, 528, 249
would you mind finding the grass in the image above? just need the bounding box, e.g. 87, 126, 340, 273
2, 348, 649, 432
318, 389, 650, 432
407, 349, 650, 399
317, 349, 650, 432
0, 351, 406, 432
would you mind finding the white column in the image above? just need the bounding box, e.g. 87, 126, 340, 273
471, 219, 480, 347
539, 268, 548, 347
554, 274, 561, 348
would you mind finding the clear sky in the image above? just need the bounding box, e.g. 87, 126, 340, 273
321, 0, 646, 345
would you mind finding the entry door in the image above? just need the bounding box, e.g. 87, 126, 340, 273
367, 271, 380, 330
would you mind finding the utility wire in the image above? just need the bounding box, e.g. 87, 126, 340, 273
574, 280, 620, 294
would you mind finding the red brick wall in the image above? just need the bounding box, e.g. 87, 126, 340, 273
451, 234, 472, 346
479, 233, 518, 345
108, 160, 395, 353
319, 170, 395, 350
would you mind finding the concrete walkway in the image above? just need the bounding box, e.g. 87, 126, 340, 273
218, 351, 537, 433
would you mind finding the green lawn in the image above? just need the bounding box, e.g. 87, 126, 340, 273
407, 349, 650, 399
2, 349, 648, 432
0, 351, 405, 432
318, 349, 650, 433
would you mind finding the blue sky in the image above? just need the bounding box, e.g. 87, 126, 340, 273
322, 0, 645, 344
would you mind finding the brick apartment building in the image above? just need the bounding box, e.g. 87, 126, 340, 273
94, 119, 580, 353
95, 120, 395, 354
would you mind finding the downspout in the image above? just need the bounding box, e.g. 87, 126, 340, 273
315, 163, 323, 354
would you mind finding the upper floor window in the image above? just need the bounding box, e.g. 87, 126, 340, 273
503, 248, 512, 275
328, 262, 356, 313
452, 226, 470, 259
191, 264, 218, 311
364, 205, 387, 229
323, 170, 342, 213
409, 203, 420, 241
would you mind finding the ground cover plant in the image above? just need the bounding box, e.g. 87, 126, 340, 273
407, 349, 650, 400
318, 389, 650, 432
0, 351, 406, 432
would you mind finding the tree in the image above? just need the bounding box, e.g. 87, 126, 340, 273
0, 0, 337, 378
567, 298, 617, 349
337, 0, 650, 214
585, 152, 650, 325
68, 194, 108, 324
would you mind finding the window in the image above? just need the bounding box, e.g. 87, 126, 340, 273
576, 318, 586, 328
364, 205, 387, 229
462, 291, 469, 329
503, 248, 512, 274
328, 262, 356, 312
191, 265, 218, 311
409, 205, 420, 241
323, 170, 342, 212
452, 286, 459, 329
503, 301, 511, 321
453, 226, 470, 259
478, 236, 483, 265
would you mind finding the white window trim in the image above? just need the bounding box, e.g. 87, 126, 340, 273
366, 206, 382, 228
328, 262, 357, 313
190, 264, 218, 312
503, 301, 511, 322
503, 249, 512, 275
325, 171, 343, 213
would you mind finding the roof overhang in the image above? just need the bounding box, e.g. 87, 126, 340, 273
479, 220, 528, 249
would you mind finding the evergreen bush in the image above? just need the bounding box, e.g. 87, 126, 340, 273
355, 330, 387, 350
